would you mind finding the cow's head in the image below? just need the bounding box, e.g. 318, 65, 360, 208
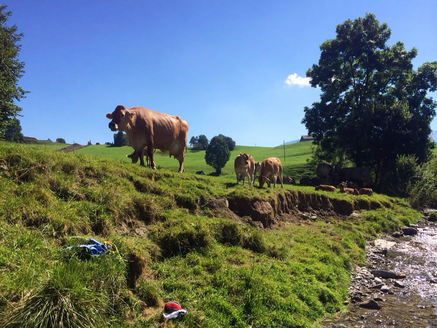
258, 174, 270, 188
106, 105, 133, 131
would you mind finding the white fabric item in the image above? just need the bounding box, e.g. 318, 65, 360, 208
163, 309, 187, 319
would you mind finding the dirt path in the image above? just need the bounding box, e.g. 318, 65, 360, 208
323, 214, 437, 328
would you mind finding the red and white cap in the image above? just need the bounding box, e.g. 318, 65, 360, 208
163, 301, 187, 319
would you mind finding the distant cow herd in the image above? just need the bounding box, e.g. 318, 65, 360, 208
106, 105, 372, 193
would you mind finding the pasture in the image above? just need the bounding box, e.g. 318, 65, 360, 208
76, 141, 315, 181
0, 140, 421, 327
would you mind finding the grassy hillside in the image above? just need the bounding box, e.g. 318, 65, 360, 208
76, 141, 315, 180
0, 141, 421, 327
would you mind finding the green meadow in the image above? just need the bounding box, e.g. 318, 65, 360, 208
0, 141, 422, 327
76, 141, 315, 181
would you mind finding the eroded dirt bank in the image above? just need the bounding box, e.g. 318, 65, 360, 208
206, 190, 386, 228
322, 215, 437, 328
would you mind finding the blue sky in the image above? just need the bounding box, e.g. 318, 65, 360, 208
4, 0, 437, 146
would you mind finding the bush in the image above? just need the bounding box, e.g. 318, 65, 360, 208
56, 138, 66, 143
392, 154, 419, 196
136, 280, 160, 306
410, 157, 437, 208
218, 222, 243, 246
243, 231, 266, 253
158, 223, 211, 257
205, 136, 230, 175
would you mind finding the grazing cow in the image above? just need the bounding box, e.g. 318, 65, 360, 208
315, 184, 336, 192
338, 182, 358, 195
234, 153, 256, 185
106, 105, 188, 172
358, 188, 373, 196
258, 157, 283, 188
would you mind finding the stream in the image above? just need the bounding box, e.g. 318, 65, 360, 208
323, 212, 437, 328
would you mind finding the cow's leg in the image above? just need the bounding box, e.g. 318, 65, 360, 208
147, 146, 156, 169
175, 152, 184, 173
177, 158, 184, 173
139, 148, 145, 167
127, 150, 139, 164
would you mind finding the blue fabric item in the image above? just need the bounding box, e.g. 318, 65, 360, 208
66, 238, 110, 256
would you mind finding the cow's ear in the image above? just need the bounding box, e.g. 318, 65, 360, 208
125, 111, 134, 120
106, 113, 113, 119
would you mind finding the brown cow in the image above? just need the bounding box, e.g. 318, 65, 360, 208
106, 105, 188, 172
258, 157, 283, 188
338, 182, 358, 195
315, 184, 336, 192
234, 153, 256, 185
359, 188, 373, 196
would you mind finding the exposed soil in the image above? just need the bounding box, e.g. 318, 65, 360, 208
226, 190, 381, 228
322, 214, 437, 328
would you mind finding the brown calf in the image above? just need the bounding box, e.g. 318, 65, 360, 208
315, 184, 336, 192
338, 182, 358, 195
358, 188, 373, 196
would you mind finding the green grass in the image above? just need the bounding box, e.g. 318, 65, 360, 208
0, 141, 422, 327
76, 141, 315, 180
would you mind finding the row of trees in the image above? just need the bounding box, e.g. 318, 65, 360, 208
189, 134, 236, 152
303, 13, 436, 194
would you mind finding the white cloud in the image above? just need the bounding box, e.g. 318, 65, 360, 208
284, 73, 310, 87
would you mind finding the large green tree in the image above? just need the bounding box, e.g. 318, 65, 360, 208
205, 135, 230, 175
302, 14, 437, 187
0, 5, 27, 140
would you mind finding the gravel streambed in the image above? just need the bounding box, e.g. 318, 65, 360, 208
323, 213, 437, 328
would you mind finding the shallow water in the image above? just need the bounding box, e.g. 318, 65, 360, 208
323, 215, 437, 328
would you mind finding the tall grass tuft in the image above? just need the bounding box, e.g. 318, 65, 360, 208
3, 261, 103, 328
